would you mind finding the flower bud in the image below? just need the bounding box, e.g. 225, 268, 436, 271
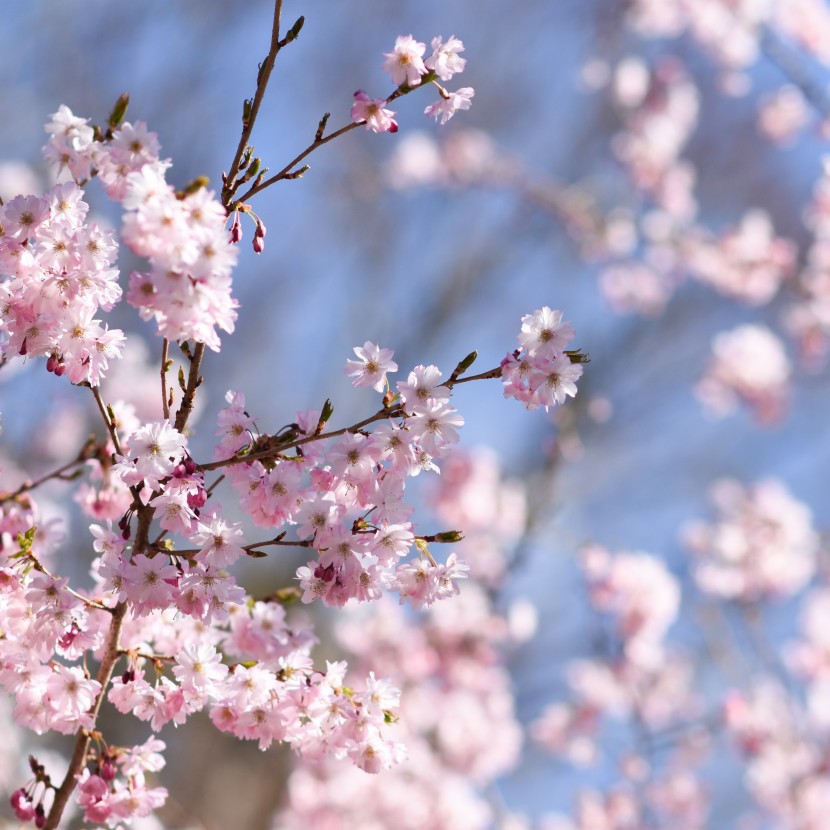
230, 213, 242, 244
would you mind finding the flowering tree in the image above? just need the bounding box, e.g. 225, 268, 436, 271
3, 0, 830, 828
0, 4, 588, 828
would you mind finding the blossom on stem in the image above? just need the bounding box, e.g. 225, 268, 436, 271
382, 35, 427, 87
426, 35, 467, 81
345, 341, 398, 392
112, 420, 187, 495
351, 91, 399, 134
425, 88, 475, 125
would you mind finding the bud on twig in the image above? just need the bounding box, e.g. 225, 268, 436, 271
177, 176, 210, 199
434, 530, 464, 543
229, 212, 242, 244
107, 93, 130, 131
240, 157, 261, 185
271, 587, 303, 605
285, 16, 305, 44
239, 146, 253, 172
316, 112, 331, 142
315, 399, 334, 435
285, 164, 309, 180
450, 350, 478, 382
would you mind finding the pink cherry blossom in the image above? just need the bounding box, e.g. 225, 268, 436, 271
425, 88, 475, 125
351, 91, 399, 134
382, 35, 427, 87
344, 340, 399, 392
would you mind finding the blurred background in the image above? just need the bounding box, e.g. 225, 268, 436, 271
2, 1, 830, 828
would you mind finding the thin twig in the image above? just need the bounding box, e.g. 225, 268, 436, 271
444, 366, 503, 388
118, 648, 175, 664
206, 474, 225, 497
90, 386, 124, 457
238, 121, 361, 202
199, 362, 507, 473
27, 552, 115, 614
199, 404, 404, 472
42, 503, 155, 830
238, 75, 436, 203
222, 0, 285, 208
173, 342, 205, 433
161, 337, 170, 421
0, 453, 91, 506
154, 537, 314, 558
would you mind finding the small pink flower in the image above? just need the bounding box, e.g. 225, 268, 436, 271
351, 91, 398, 134
426, 35, 467, 81
382, 35, 427, 87
424, 87, 475, 125
345, 340, 398, 392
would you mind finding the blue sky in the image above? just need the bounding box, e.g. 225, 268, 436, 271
2, 1, 830, 826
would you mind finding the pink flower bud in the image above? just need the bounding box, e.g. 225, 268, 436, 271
11, 789, 35, 822
229, 213, 242, 244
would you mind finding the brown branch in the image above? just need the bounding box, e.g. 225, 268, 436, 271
221, 0, 285, 209
161, 337, 170, 421
199, 361, 512, 474
0, 450, 91, 506
27, 552, 114, 614
119, 648, 175, 664
153, 536, 314, 558
42, 600, 127, 830
244, 538, 313, 551
173, 342, 205, 433
238, 74, 436, 203
43, 504, 153, 829
237, 121, 361, 202
206, 474, 225, 497
199, 404, 405, 472
90, 386, 124, 458
444, 366, 503, 388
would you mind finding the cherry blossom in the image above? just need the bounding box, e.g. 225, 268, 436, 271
351, 91, 399, 134
344, 340, 399, 392
382, 35, 428, 87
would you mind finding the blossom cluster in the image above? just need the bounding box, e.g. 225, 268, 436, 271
532, 545, 705, 828
527, 471, 828, 830
0, 16, 597, 825
0, 491, 406, 826
276, 449, 529, 830
501, 306, 583, 410
682, 477, 817, 602
695, 324, 791, 423
352, 35, 474, 133
0, 261, 580, 826
723, 679, 830, 827
43, 105, 238, 353
0, 180, 124, 385
218, 353, 472, 611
